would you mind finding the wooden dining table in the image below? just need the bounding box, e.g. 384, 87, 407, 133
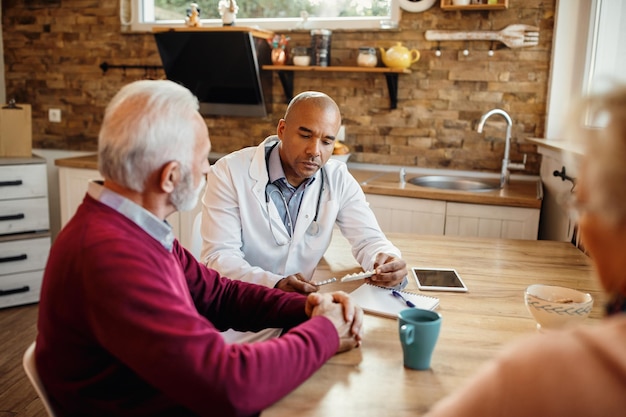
263, 232, 604, 417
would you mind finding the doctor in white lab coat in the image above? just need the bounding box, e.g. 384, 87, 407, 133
200, 92, 407, 294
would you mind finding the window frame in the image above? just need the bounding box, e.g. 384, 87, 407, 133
127, 0, 401, 32
582, 0, 626, 96
546, 0, 626, 138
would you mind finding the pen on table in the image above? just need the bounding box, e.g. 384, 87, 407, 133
392, 290, 416, 308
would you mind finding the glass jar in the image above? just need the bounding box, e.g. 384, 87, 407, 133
292, 46, 311, 66
357, 46, 378, 67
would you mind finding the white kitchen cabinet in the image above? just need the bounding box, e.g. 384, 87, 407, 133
58, 167, 103, 228
366, 193, 540, 240
528, 141, 579, 242
365, 194, 446, 235
445, 202, 540, 240
57, 166, 200, 250
0, 157, 51, 308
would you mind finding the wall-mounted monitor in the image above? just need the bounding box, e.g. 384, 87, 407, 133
154, 29, 272, 118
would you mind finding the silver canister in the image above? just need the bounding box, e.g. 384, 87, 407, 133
310, 29, 332, 67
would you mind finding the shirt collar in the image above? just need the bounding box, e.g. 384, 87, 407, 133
267, 141, 317, 189
87, 181, 176, 251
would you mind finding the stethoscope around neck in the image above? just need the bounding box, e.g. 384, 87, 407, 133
264, 167, 325, 246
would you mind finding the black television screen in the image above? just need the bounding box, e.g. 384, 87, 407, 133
154, 30, 272, 117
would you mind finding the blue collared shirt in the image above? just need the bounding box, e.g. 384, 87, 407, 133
87, 181, 176, 251
265, 143, 318, 236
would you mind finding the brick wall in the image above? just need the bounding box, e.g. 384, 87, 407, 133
2, 0, 554, 174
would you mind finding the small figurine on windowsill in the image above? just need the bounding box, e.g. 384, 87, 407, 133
185, 3, 201, 27
218, 0, 238, 26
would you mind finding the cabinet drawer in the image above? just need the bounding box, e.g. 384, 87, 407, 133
366, 193, 446, 235
0, 236, 50, 276
0, 270, 42, 308
0, 197, 50, 234
0, 164, 47, 200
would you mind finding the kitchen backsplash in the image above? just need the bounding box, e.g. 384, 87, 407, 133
2, 0, 553, 174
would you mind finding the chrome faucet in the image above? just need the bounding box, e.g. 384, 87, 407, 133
476, 108, 526, 188
399, 167, 406, 186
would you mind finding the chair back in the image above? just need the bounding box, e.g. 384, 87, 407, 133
22, 342, 57, 417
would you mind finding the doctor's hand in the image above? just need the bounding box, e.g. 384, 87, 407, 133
305, 292, 363, 353
369, 253, 408, 288
275, 273, 319, 294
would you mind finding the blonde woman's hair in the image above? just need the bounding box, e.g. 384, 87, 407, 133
566, 85, 626, 225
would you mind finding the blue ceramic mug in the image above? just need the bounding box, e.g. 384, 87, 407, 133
398, 308, 442, 370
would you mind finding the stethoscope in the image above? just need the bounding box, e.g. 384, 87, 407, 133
264, 149, 324, 245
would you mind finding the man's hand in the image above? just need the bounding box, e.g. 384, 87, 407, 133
275, 273, 319, 294
369, 253, 407, 288
305, 292, 363, 353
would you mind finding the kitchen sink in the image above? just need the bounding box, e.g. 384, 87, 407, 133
407, 175, 500, 192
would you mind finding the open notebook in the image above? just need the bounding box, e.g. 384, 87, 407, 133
349, 283, 439, 319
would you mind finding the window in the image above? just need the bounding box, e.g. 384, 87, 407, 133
125, 0, 400, 32
583, 0, 626, 96
546, 0, 626, 137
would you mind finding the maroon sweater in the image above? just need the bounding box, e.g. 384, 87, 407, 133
36, 195, 339, 417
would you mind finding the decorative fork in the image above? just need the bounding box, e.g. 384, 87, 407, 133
425, 24, 539, 49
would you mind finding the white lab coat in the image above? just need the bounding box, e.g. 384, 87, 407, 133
200, 136, 401, 288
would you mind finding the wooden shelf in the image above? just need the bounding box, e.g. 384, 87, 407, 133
261, 65, 411, 109
440, 0, 508, 11
262, 65, 410, 74
152, 26, 273, 40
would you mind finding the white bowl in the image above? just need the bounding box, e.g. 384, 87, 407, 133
330, 153, 351, 163
524, 284, 593, 331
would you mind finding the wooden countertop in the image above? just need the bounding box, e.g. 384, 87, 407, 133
0, 155, 46, 165
55, 154, 98, 170
265, 232, 601, 417
55, 154, 542, 209
351, 169, 542, 209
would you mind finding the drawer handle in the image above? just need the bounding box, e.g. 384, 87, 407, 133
0, 253, 27, 263
0, 213, 25, 222
0, 285, 30, 297
0, 180, 23, 187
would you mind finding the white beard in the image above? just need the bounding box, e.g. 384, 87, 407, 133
170, 172, 206, 212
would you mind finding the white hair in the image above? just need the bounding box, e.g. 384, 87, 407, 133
98, 80, 200, 192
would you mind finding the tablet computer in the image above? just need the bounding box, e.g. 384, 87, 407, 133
411, 267, 468, 292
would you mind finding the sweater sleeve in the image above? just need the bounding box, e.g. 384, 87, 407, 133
83, 230, 339, 417
176, 240, 311, 332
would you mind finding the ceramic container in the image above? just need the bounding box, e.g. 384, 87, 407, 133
524, 284, 593, 331
271, 48, 286, 65
379, 42, 420, 69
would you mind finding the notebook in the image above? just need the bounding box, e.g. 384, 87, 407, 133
349, 283, 439, 319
